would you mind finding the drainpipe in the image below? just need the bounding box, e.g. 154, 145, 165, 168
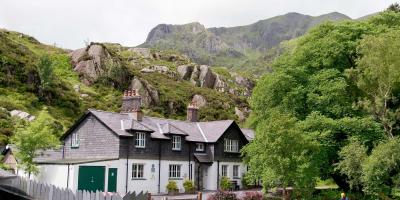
188, 143, 191, 180
62, 142, 65, 159
125, 139, 130, 194
67, 164, 70, 189
158, 140, 162, 194
217, 160, 220, 190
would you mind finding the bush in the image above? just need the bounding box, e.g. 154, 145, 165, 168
207, 190, 238, 200
166, 180, 178, 194
220, 176, 231, 191
183, 179, 195, 193
241, 192, 263, 200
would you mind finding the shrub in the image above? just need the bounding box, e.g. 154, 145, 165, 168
183, 179, 195, 193
220, 176, 231, 191
241, 191, 263, 200
166, 180, 178, 194
207, 190, 238, 200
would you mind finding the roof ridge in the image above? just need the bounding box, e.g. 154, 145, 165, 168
196, 123, 208, 142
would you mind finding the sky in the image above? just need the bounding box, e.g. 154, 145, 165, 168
0, 0, 396, 49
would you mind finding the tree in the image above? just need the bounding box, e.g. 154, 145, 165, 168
336, 139, 368, 191
387, 3, 400, 12
12, 108, 60, 177
362, 137, 400, 197
353, 30, 400, 138
243, 111, 319, 200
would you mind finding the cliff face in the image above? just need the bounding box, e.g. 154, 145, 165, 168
141, 12, 351, 74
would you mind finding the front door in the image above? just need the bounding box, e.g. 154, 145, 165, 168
78, 166, 105, 192
108, 168, 118, 192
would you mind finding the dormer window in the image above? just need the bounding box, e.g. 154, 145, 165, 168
135, 132, 146, 148
224, 138, 239, 152
195, 143, 204, 151
172, 136, 181, 151
71, 132, 80, 148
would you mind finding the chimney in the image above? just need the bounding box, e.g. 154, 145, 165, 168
187, 101, 199, 122
121, 90, 143, 121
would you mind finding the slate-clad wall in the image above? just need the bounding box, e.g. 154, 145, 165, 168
64, 115, 120, 159
214, 124, 247, 162
119, 134, 195, 161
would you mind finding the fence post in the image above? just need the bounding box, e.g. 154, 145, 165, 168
197, 192, 202, 200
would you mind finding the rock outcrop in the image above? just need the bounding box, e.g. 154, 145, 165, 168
177, 65, 224, 90
129, 77, 160, 107
128, 48, 151, 58
191, 95, 207, 108
69, 43, 114, 85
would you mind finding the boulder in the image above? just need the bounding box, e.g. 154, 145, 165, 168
213, 74, 228, 92
130, 77, 160, 107
69, 48, 86, 65
10, 110, 35, 121
73, 84, 80, 93
80, 94, 89, 98
234, 74, 255, 90
198, 65, 216, 88
128, 48, 151, 58
177, 65, 194, 80
189, 66, 201, 86
191, 95, 207, 108
235, 107, 246, 122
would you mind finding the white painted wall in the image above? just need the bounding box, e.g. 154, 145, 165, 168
32, 159, 246, 195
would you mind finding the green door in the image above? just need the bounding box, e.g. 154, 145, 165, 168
78, 166, 105, 192
107, 168, 117, 192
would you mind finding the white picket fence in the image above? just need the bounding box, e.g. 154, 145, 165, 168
0, 176, 149, 200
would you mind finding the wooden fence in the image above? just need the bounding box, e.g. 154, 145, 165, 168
0, 176, 149, 200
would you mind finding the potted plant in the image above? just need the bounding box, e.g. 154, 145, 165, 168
166, 180, 179, 195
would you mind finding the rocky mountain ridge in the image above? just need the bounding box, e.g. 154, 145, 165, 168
140, 12, 352, 74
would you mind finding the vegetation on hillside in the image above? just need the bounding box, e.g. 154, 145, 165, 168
243, 8, 400, 199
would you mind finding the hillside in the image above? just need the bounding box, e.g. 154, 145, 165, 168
0, 29, 252, 145
140, 12, 351, 74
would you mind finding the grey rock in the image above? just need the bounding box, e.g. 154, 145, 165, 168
10, 110, 35, 121
235, 107, 246, 122
130, 77, 160, 106
190, 65, 201, 86
80, 94, 89, 98
191, 95, 207, 108
214, 74, 228, 92
177, 65, 194, 80
128, 48, 151, 58
198, 65, 216, 88
140, 68, 155, 73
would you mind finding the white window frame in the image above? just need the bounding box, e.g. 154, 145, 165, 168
132, 163, 144, 179
195, 143, 204, 151
172, 136, 181, 151
135, 132, 146, 148
221, 165, 228, 177
169, 164, 181, 179
71, 132, 80, 148
233, 165, 240, 178
224, 139, 239, 152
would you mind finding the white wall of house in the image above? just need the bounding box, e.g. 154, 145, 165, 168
31, 160, 245, 195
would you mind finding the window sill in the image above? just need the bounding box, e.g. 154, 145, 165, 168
71, 146, 79, 149
168, 178, 183, 180
135, 146, 146, 149
172, 149, 182, 151
131, 178, 146, 180
224, 151, 240, 153
233, 177, 241, 179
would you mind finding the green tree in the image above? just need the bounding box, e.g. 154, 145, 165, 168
243, 112, 319, 200
362, 137, 400, 197
387, 3, 400, 12
336, 139, 368, 191
352, 30, 400, 138
12, 108, 60, 177
38, 55, 55, 90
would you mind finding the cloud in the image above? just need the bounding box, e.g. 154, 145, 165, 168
0, 0, 395, 49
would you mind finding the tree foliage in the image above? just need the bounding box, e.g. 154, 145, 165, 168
12, 108, 60, 176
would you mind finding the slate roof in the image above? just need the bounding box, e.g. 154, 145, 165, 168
241, 128, 255, 141
85, 109, 251, 143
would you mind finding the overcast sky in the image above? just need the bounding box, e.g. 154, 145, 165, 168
0, 0, 396, 49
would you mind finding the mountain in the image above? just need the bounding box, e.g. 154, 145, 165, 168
140, 12, 351, 74
0, 28, 253, 145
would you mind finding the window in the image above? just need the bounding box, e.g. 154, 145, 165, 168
224, 139, 239, 152
132, 163, 144, 179
221, 165, 228, 177
169, 164, 181, 179
135, 132, 146, 148
172, 136, 181, 150
195, 143, 204, 151
233, 165, 240, 178
71, 132, 80, 147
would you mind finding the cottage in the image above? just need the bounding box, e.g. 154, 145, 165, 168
19, 90, 254, 194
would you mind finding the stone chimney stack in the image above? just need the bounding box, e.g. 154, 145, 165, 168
187, 101, 199, 122
121, 90, 143, 121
